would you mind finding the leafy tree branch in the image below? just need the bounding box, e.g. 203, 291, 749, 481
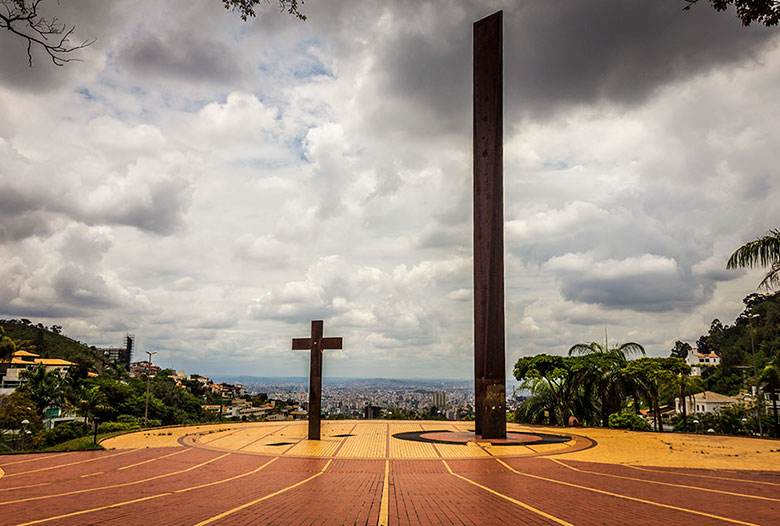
684, 0, 780, 26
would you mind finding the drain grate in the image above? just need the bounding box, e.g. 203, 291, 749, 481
332, 433, 354, 437
267, 441, 294, 446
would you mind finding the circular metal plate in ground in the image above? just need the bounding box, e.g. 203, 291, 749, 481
392, 429, 572, 446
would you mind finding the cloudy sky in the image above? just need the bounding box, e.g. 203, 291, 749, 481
1, 0, 778, 379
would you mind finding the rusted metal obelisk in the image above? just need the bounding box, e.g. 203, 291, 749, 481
292, 320, 343, 440
473, 11, 507, 439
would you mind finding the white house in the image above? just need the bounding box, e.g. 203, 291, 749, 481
685, 349, 721, 376
676, 391, 738, 415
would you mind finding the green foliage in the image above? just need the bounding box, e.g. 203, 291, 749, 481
45, 421, 85, 445
325, 413, 349, 420
608, 410, 651, 431
384, 408, 416, 420
514, 353, 612, 426
0, 391, 40, 430
686, 0, 780, 27
670, 340, 693, 359
0, 319, 104, 373
222, 0, 306, 21
697, 292, 780, 394
18, 364, 64, 414
672, 404, 757, 435
728, 228, 780, 289
97, 421, 141, 433
43, 434, 105, 452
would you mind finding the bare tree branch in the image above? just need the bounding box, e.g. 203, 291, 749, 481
0, 0, 95, 66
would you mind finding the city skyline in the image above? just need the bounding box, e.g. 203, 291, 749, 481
1, 1, 779, 379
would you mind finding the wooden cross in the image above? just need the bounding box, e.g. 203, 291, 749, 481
292, 320, 343, 440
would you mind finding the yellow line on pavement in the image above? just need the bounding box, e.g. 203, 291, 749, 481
378, 460, 390, 526
17, 493, 170, 525
16, 456, 280, 526
442, 460, 574, 526
0, 453, 70, 467
0, 453, 231, 506
625, 464, 780, 487
192, 459, 333, 526
496, 459, 759, 526
0, 482, 51, 493
549, 459, 779, 502
117, 448, 189, 471
5, 449, 139, 477
173, 457, 278, 493
79, 471, 104, 478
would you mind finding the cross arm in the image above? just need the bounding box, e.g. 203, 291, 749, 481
321, 337, 343, 350
292, 338, 312, 350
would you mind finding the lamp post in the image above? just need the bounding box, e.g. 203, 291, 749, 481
20, 419, 29, 451
747, 313, 763, 437
144, 351, 157, 427
93, 416, 100, 445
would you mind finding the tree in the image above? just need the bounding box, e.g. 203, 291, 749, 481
18, 363, 64, 415
222, 0, 306, 21
568, 340, 646, 426
685, 0, 780, 26
760, 364, 780, 437
0, 327, 17, 369
0, 391, 40, 432
669, 340, 692, 359
621, 357, 691, 432
3, 0, 305, 68
513, 354, 596, 426
76, 384, 106, 435
727, 229, 780, 290
0, 0, 95, 66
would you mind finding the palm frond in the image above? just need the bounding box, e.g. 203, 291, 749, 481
615, 342, 646, 358
727, 229, 780, 269
758, 261, 780, 290
568, 342, 603, 356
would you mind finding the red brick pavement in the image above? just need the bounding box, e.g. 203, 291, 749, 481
1, 448, 778, 525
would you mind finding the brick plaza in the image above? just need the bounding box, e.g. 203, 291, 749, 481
1, 421, 778, 525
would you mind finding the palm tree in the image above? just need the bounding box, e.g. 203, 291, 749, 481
727, 228, 780, 290
18, 364, 64, 416
568, 341, 646, 360
77, 385, 106, 436
568, 339, 646, 426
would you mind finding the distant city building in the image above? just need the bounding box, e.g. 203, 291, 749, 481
130, 360, 160, 377
433, 391, 446, 409
97, 334, 134, 369
364, 405, 382, 419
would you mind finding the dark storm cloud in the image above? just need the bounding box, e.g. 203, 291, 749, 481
373, 0, 775, 132
118, 33, 243, 84
559, 273, 712, 313
504, 0, 775, 118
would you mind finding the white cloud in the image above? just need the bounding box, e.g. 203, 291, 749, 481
0, 0, 778, 378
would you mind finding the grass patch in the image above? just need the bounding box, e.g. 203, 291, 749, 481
43, 434, 111, 452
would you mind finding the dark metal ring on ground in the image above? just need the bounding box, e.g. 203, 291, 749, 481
391, 429, 573, 446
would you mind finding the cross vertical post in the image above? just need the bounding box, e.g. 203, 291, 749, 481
292, 320, 343, 440
473, 11, 506, 439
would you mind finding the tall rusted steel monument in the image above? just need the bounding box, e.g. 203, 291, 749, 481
473, 11, 506, 439
292, 320, 343, 440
